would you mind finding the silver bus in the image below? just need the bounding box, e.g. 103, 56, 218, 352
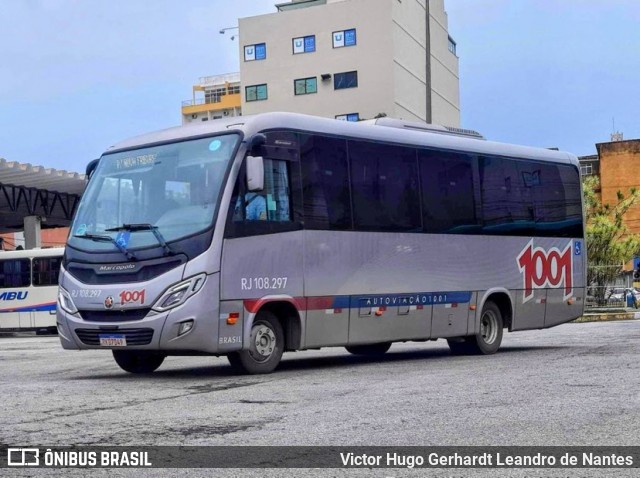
57, 113, 585, 374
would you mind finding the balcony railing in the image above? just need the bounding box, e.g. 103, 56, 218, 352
182, 92, 240, 108
182, 98, 207, 107
198, 72, 240, 87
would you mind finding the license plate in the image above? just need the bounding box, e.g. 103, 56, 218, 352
99, 334, 127, 347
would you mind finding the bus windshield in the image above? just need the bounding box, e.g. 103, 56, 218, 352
68, 134, 239, 253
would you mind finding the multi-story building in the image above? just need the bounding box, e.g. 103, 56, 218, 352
578, 136, 640, 276
181, 73, 242, 124
595, 138, 640, 234
238, 0, 460, 126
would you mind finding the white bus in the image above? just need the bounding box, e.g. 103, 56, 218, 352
57, 113, 585, 374
0, 247, 64, 333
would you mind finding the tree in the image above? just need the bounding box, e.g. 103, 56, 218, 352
583, 175, 640, 305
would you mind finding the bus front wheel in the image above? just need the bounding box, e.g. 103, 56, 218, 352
227, 311, 284, 374
345, 342, 392, 356
112, 350, 166, 374
447, 301, 503, 355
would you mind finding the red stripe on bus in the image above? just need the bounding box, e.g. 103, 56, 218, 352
243, 296, 335, 314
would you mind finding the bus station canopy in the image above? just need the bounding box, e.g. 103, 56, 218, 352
0, 158, 86, 232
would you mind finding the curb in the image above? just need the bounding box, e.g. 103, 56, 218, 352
573, 311, 640, 323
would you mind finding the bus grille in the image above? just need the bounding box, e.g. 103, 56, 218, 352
75, 328, 154, 346
78, 309, 150, 322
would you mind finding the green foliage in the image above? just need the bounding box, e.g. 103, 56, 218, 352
584, 176, 640, 304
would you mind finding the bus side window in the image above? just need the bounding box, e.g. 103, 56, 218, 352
33, 257, 63, 287
233, 159, 292, 223
227, 157, 296, 238
263, 159, 291, 222
0, 259, 31, 288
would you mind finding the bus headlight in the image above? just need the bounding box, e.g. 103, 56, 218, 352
152, 273, 206, 312
58, 287, 78, 315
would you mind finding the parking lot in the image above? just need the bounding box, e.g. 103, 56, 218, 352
1, 320, 639, 477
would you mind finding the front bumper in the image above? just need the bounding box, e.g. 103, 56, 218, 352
58, 273, 223, 354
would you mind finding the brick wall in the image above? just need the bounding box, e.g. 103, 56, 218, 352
597, 139, 640, 235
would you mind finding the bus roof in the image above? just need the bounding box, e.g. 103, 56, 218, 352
0, 247, 65, 259
105, 112, 577, 166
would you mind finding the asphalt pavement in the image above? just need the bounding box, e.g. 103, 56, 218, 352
1, 320, 639, 477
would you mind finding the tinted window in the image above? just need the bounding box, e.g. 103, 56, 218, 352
537, 163, 583, 237
420, 150, 478, 233
334, 71, 358, 90
300, 134, 351, 229
480, 156, 583, 237
0, 259, 30, 288
33, 257, 62, 286
480, 156, 515, 232
350, 141, 420, 231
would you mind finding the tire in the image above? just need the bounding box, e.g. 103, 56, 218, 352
345, 342, 392, 356
447, 300, 503, 355
112, 350, 166, 374
227, 311, 284, 374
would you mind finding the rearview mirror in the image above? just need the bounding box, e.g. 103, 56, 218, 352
85, 158, 99, 179
246, 155, 264, 191
248, 133, 266, 156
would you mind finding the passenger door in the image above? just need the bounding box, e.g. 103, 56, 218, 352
220, 131, 304, 343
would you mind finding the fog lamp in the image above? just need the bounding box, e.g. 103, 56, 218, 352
178, 320, 194, 336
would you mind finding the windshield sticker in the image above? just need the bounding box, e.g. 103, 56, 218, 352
116, 153, 157, 170
75, 224, 87, 236
209, 139, 222, 151
115, 231, 131, 248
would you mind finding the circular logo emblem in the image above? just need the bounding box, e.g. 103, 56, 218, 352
104, 296, 114, 309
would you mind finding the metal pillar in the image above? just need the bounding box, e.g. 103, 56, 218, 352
24, 215, 42, 249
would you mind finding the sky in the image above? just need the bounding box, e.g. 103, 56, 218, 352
1, 0, 639, 173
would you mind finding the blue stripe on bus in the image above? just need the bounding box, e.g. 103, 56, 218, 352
336, 292, 472, 309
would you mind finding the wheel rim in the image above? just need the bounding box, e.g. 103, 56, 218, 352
250, 323, 276, 363
480, 309, 499, 345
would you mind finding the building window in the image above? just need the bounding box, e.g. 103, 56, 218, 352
580, 163, 593, 176
448, 36, 457, 55
293, 35, 316, 54
333, 28, 357, 48
245, 84, 268, 102
244, 43, 267, 61
334, 71, 358, 90
294, 77, 317, 95
335, 113, 359, 122
205, 87, 226, 104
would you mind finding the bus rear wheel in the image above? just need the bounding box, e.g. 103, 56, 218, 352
112, 350, 166, 374
447, 300, 503, 355
345, 342, 392, 356
227, 311, 284, 375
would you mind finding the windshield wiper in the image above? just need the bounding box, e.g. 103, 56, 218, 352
105, 224, 175, 256
73, 233, 137, 261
